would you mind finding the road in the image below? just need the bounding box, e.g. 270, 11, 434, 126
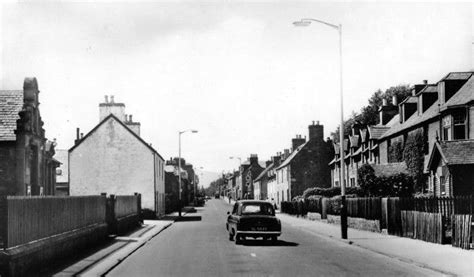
107, 199, 442, 277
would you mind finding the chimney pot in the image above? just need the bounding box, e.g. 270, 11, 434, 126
423, 80, 428, 84
129, 115, 133, 122
80, 133, 84, 139
382, 99, 388, 106
76, 128, 80, 140
316, 120, 320, 125
105, 95, 109, 103
110, 95, 114, 103
392, 95, 398, 106
312, 120, 315, 125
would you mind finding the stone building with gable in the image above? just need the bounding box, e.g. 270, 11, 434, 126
0, 77, 59, 196
274, 121, 334, 205
69, 96, 165, 216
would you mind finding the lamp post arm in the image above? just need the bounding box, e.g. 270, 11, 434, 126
301, 18, 339, 30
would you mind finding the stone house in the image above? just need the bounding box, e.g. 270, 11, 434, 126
235, 155, 264, 199
69, 96, 165, 216
275, 121, 334, 205
0, 78, 59, 196
254, 156, 281, 201
330, 71, 474, 197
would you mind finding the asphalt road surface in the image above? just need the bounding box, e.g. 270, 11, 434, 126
107, 199, 442, 277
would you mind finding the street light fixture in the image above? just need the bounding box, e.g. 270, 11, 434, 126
293, 17, 347, 239
178, 129, 198, 217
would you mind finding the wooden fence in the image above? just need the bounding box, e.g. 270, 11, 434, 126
347, 198, 381, 220
452, 214, 472, 250
0, 196, 106, 248
401, 211, 444, 244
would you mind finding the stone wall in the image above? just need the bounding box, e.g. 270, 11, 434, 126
327, 214, 381, 233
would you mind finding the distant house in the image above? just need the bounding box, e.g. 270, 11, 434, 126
0, 78, 59, 196
54, 149, 69, 196
275, 121, 334, 205
166, 158, 195, 206
69, 96, 165, 216
236, 155, 264, 199
254, 157, 280, 200
330, 71, 474, 197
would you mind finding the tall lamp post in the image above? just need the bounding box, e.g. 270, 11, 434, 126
178, 129, 198, 217
293, 18, 347, 239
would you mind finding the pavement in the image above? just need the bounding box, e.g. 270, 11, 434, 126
50, 207, 195, 277
105, 199, 445, 277
224, 196, 473, 277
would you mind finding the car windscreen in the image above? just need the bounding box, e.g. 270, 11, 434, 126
241, 204, 274, 216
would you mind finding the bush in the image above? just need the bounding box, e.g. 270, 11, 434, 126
327, 196, 342, 215
357, 164, 414, 197
403, 128, 426, 192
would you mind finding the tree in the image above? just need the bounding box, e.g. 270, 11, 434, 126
403, 128, 426, 192
330, 85, 412, 142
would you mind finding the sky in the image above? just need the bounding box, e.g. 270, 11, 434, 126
1, 1, 472, 186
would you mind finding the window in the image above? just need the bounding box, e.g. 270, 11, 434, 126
241, 204, 274, 216
442, 116, 452, 141
453, 111, 466, 140
440, 176, 446, 196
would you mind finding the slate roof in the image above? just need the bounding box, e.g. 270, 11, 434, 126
254, 163, 275, 182
369, 162, 408, 177
349, 135, 360, 148
444, 72, 472, 80
400, 96, 418, 105
435, 140, 474, 165
69, 114, 164, 160
0, 90, 23, 141
368, 126, 390, 140
416, 85, 437, 95
276, 141, 308, 170
441, 76, 474, 109
381, 73, 474, 139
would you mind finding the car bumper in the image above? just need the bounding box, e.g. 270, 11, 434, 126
236, 231, 281, 236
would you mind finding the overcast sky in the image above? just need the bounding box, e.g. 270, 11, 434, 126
1, 1, 472, 183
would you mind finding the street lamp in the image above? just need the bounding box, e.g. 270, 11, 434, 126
178, 129, 198, 217
293, 18, 347, 239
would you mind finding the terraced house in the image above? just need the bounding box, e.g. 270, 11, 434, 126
330, 71, 474, 196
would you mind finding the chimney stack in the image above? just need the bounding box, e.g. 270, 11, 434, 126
74, 128, 80, 145
392, 95, 398, 106
292, 134, 306, 150
308, 121, 324, 141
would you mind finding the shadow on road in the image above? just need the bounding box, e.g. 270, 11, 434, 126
159, 215, 202, 222
240, 239, 299, 247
